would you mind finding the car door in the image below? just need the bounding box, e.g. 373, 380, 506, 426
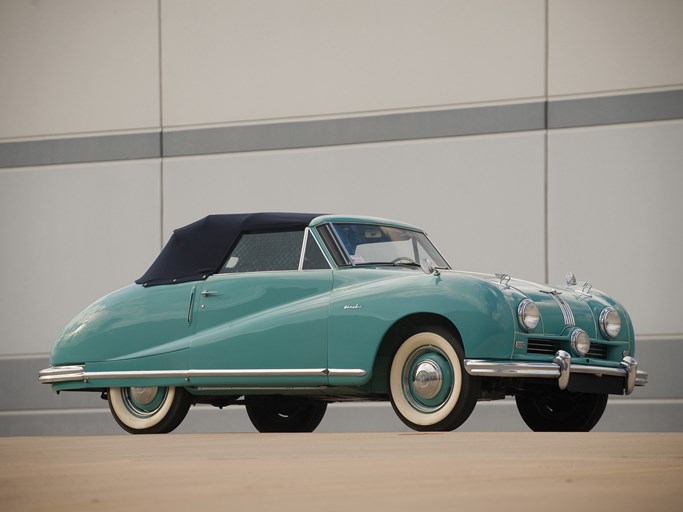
189, 229, 333, 387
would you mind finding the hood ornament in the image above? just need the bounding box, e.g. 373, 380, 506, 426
495, 273, 511, 288
566, 271, 592, 298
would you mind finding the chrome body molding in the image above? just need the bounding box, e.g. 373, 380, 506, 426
39, 366, 366, 384
464, 351, 648, 395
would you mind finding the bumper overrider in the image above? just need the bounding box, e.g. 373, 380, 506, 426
464, 351, 648, 395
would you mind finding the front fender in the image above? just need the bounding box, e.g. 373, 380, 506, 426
327, 269, 516, 384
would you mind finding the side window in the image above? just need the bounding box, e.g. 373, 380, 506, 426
302, 234, 331, 270
221, 231, 304, 273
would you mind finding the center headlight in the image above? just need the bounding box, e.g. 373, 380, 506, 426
571, 328, 591, 357
599, 307, 621, 339
518, 299, 540, 332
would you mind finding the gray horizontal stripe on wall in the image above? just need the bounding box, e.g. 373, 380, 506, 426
163, 102, 546, 157
1, 89, 682, 168
0, 132, 161, 169
548, 89, 683, 129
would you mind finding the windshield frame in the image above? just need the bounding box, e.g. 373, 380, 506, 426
323, 222, 451, 270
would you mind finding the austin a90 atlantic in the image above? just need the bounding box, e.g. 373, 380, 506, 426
40, 213, 648, 433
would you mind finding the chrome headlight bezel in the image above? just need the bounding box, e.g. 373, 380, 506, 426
518, 299, 540, 332
599, 306, 621, 340
570, 328, 591, 357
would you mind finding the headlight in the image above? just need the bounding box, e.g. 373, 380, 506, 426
571, 328, 591, 356
599, 307, 621, 339
518, 299, 540, 332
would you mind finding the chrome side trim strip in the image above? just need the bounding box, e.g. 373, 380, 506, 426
39, 366, 367, 384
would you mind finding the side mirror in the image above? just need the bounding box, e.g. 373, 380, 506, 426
420, 258, 440, 276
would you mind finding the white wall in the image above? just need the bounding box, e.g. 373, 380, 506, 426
163, 132, 546, 281
548, 120, 683, 336
0, 0, 681, 434
548, 0, 683, 96
0, 161, 161, 354
161, 0, 545, 127
0, 0, 159, 139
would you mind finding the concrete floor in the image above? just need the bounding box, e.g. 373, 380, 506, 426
1, 432, 681, 512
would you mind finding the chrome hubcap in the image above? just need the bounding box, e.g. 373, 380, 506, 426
412, 360, 443, 399
129, 386, 158, 405
121, 386, 168, 418
401, 346, 453, 413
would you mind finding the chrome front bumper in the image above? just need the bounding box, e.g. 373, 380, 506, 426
464, 351, 648, 395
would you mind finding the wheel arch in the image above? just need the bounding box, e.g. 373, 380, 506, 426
368, 313, 463, 394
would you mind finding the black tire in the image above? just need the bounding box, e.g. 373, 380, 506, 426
245, 395, 327, 433
108, 386, 191, 434
388, 326, 479, 431
515, 390, 608, 432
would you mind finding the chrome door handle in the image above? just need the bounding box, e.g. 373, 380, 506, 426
200, 290, 221, 297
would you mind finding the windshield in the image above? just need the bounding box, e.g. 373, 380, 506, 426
330, 223, 449, 268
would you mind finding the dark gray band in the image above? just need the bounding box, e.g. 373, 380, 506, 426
163, 102, 545, 157
548, 89, 683, 129
0, 132, 161, 169
1, 89, 681, 169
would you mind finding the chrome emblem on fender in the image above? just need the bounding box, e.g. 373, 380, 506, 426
343, 304, 363, 310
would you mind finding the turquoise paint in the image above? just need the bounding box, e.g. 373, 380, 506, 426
189, 271, 331, 385
50, 283, 197, 367
45, 216, 637, 399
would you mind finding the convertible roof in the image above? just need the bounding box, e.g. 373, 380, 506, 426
136, 213, 323, 286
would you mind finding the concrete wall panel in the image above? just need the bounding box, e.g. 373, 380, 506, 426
0, 0, 160, 139
548, 120, 683, 336
161, 0, 545, 127
0, 161, 161, 355
549, 0, 683, 96
163, 132, 546, 282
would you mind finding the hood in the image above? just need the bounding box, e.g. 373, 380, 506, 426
445, 271, 632, 343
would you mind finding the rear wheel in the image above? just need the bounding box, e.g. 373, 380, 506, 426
515, 390, 608, 432
108, 386, 191, 434
245, 395, 327, 432
388, 327, 479, 431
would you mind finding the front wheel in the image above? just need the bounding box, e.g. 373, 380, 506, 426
515, 390, 608, 432
245, 395, 327, 432
388, 327, 479, 431
108, 386, 191, 434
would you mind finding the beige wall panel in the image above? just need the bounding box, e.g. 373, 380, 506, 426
549, 0, 683, 96
163, 132, 546, 282
0, 161, 161, 355
548, 121, 683, 336
0, 0, 159, 139
162, 0, 545, 127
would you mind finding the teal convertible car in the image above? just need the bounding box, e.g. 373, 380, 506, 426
40, 213, 648, 433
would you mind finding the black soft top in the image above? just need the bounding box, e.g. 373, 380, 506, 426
136, 212, 322, 286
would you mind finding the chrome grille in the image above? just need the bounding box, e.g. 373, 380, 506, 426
527, 338, 608, 360
527, 339, 561, 355
586, 344, 607, 359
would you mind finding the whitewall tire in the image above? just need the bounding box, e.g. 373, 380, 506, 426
108, 386, 191, 434
389, 327, 478, 431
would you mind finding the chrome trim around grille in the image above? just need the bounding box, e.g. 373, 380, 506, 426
39, 366, 366, 384
464, 352, 648, 394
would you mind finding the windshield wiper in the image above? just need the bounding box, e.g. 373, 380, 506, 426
353, 261, 420, 267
